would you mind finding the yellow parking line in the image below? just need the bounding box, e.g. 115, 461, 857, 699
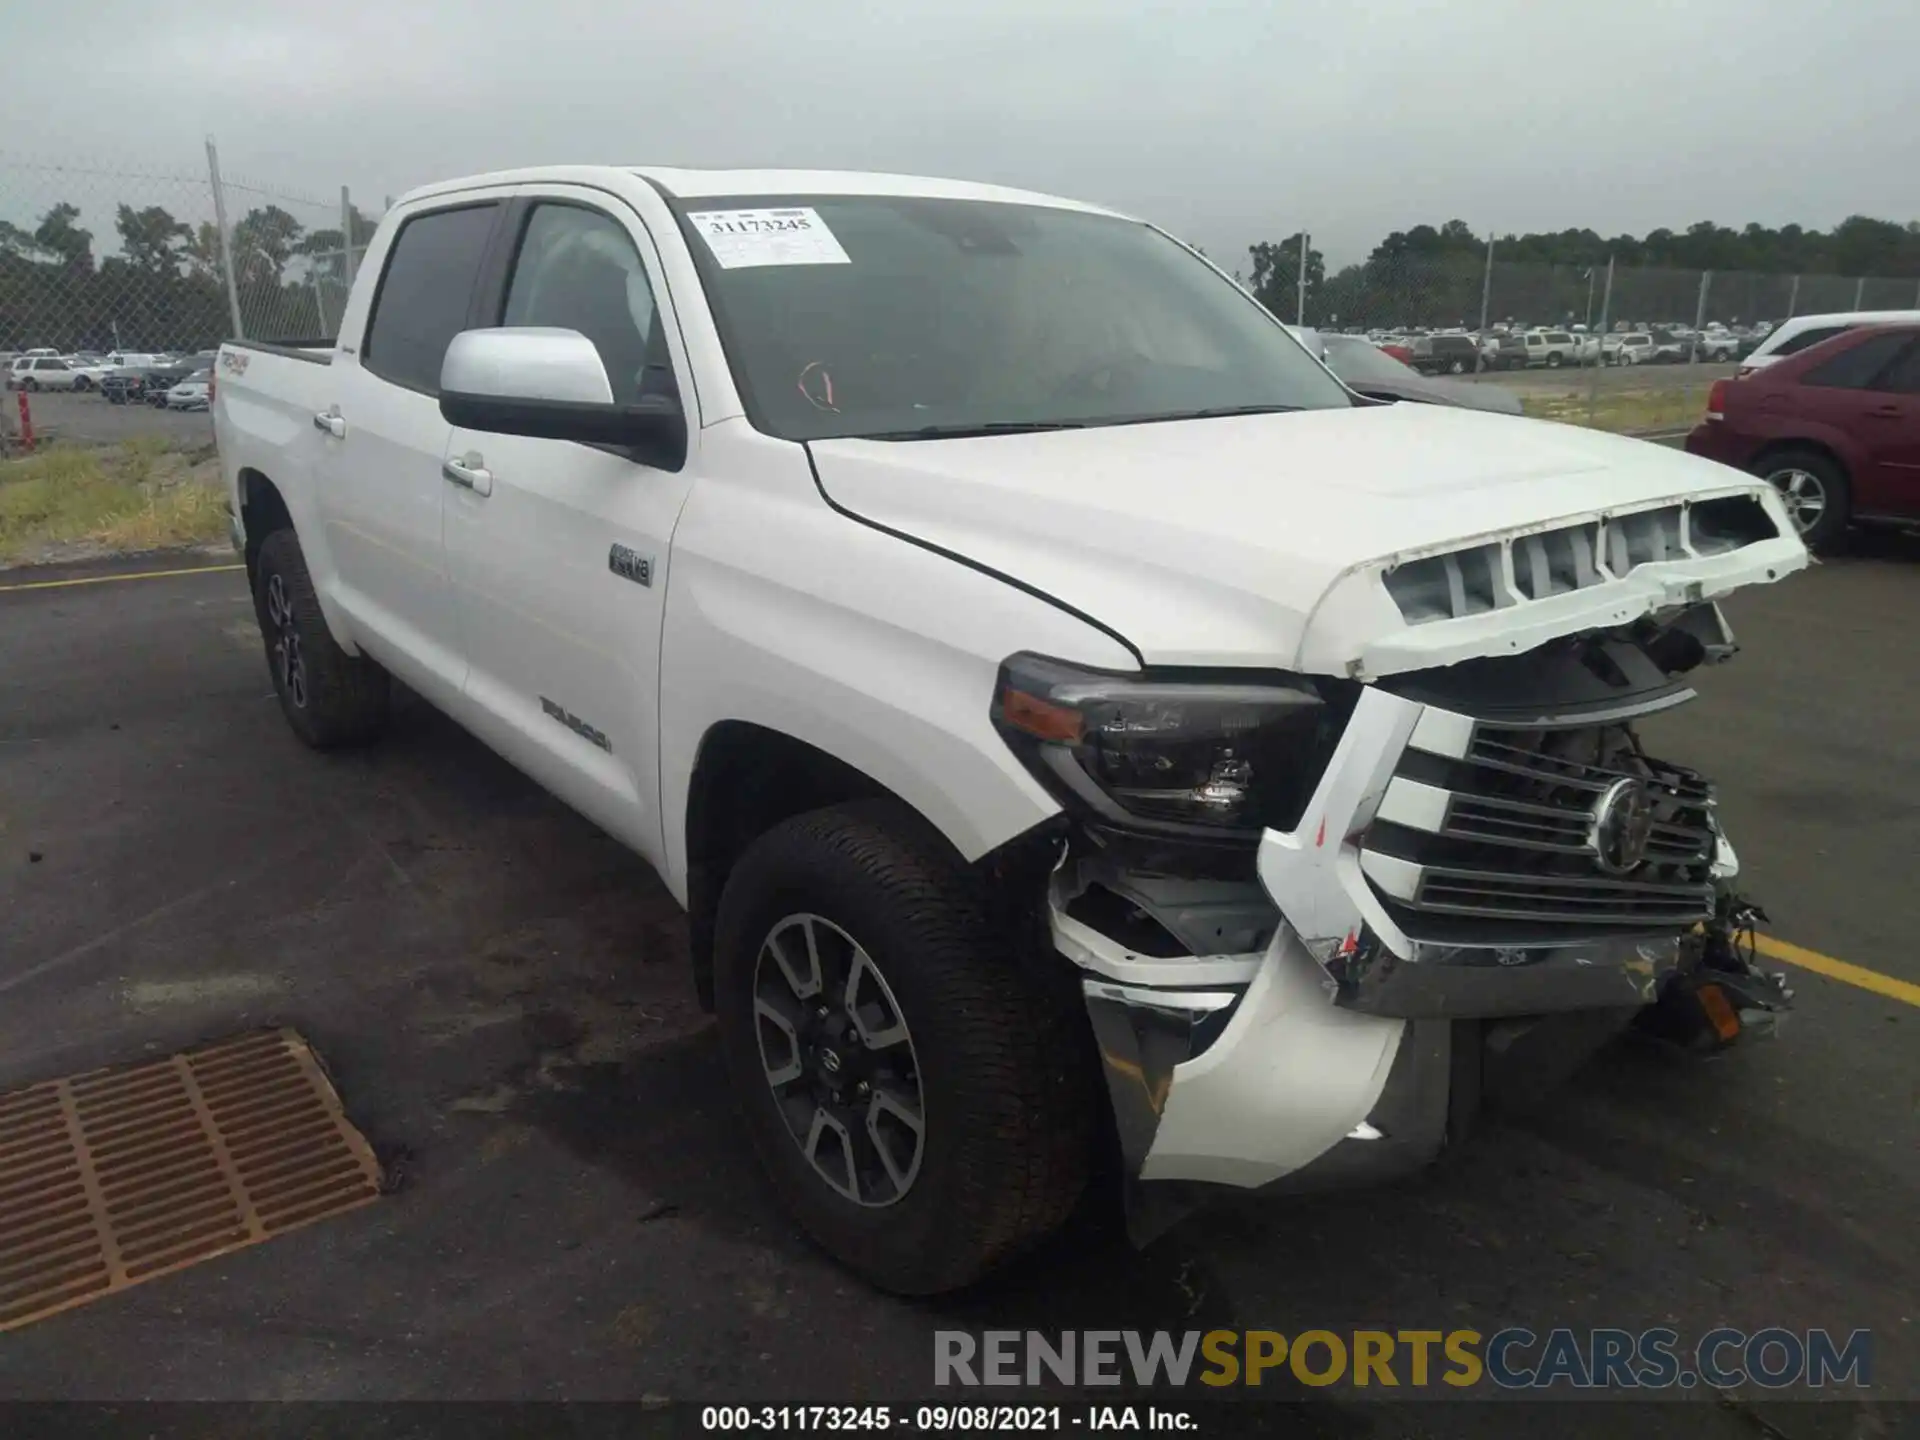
1754, 933, 1920, 1008
0, 563, 243, 594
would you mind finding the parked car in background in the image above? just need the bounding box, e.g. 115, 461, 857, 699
1373, 338, 1414, 364
103, 351, 159, 371
1321, 334, 1523, 414
165, 369, 214, 410
102, 366, 167, 405
10, 356, 85, 390
1696, 329, 1741, 363
1736, 310, 1920, 378
140, 352, 219, 405
1609, 333, 1655, 366
1523, 330, 1582, 368
1686, 322, 1920, 552
1646, 329, 1690, 365
1282, 325, 1329, 362
64, 358, 117, 391
1407, 333, 1480, 374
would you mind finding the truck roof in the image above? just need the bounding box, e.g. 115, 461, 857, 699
394, 165, 1125, 219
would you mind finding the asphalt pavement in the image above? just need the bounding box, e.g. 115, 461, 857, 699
0, 536, 1914, 1435
5, 389, 213, 447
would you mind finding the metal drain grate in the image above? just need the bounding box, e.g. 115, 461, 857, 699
0, 1028, 381, 1332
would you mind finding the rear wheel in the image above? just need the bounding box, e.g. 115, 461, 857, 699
1448, 357, 1466, 375
252, 528, 389, 747
1547, 352, 1563, 369
1756, 448, 1849, 554
713, 801, 1094, 1294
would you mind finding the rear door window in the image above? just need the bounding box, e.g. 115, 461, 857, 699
362, 203, 502, 394
1801, 333, 1913, 391
1877, 340, 1920, 394
1770, 324, 1851, 358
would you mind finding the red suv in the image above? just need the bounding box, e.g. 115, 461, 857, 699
1685, 322, 1920, 551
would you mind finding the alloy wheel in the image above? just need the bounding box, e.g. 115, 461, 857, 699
751, 913, 925, 1207
264, 571, 308, 708
1767, 468, 1826, 535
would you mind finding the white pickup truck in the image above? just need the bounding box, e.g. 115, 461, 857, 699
215, 165, 1805, 1295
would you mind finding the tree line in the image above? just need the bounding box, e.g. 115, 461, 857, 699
0, 199, 378, 352
7, 194, 1920, 349
1246, 214, 1920, 331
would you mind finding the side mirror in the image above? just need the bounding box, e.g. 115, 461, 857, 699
438, 328, 686, 468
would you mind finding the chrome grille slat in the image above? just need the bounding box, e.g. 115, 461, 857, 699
1364, 706, 1720, 937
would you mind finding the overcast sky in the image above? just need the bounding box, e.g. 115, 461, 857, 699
4, 0, 1914, 268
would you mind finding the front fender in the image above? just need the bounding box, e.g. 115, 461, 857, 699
656, 424, 1136, 902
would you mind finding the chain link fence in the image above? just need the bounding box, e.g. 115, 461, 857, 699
1, 147, 377, 359
1274, 240, 1920, 371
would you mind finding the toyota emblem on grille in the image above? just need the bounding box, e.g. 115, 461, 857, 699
1590, 777, 1657, 874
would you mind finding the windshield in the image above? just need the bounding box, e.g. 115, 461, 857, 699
677, 194, 1351, 441
1320, 334, 1420, 385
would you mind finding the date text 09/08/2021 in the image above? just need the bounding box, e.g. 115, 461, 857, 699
701, 1407, 1191, 1432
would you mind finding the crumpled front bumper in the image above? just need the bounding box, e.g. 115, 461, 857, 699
1056, 681, 1754, 1194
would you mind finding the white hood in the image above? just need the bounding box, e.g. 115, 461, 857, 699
808, 402, 1809, 678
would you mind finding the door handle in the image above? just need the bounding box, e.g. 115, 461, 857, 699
441, 455, 494, 497
1865, 404, 1904, 419
312, 410, 345, 438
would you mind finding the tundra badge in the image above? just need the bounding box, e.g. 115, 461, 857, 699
540, 697, 612, 753
608, 543, 653, 587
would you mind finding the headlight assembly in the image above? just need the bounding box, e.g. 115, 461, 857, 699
990, 653, 1353, 840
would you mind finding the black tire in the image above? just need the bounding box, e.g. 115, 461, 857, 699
73, 375, 91, 391
1546, 352, 1563, 369
1754, 447, 1850, 555
1447, 358, 1465, 375
713, 801, 1095, 1295
251, 528, 389, 747
24, 378, 38, 392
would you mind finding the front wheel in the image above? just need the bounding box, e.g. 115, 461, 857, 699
713, 802, 1094, 1295
1757, 449, 1850, 554
1448, 358, 1466, 375
72, 376, 91, 391
251, 528, 390, 747
1546, 352, 1563, 369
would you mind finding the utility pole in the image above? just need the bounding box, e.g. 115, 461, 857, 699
205, 137, 245, 339
1587, 255, 1614, 426
341, 186, 358, 285
1475, 233, 1495, 374
1296, 231, 1310, 326
1689, 271, 1711, 364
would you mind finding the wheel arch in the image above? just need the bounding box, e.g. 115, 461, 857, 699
237, 466, 292, 589
233, 464, 359, 653
1748, 435, 1853, 481
683, 722, 930, 1010
679, 720, 1069, 1011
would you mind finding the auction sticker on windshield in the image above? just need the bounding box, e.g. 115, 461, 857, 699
687, 208, 852, 269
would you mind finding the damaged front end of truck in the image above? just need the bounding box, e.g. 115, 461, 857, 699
990, 484, 1807, 1240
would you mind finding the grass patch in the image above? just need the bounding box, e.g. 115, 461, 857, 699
0, 440, 228, 563
1522, 383, 1713, 435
